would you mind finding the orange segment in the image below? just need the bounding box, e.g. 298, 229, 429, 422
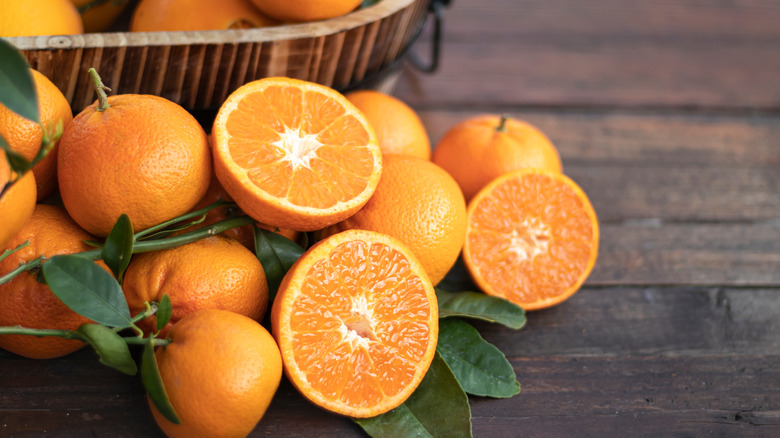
463, 169, 599, 311
212, 77, 382, 231
271, 229, 438, 418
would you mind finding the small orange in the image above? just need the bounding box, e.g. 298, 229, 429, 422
71, 0, 130, 33
432, 114, 563, 202
0, 205, 105, 359
0, 152, 37, 248
463, 169, 599, 311
0, 0, 83, 37
323, 154, 466, 285
122, 236, 269, 337
0, 69, 73, 200
345, 90, 431, 160
58, 90, 212, 237
271, 229, 438, 418
150, 309, 282, 438
249, 0, 362, 23
131, 0, 277, 32
211, 77, 382, 232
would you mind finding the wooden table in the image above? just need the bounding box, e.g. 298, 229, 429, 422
2, 0, 780, 436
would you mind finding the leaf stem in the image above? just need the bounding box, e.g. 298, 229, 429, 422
133, 199, 229, 240
0, 255, 45, 285
0, 212, 253, 285
88, 68, 111, 112
0, 240, 29, 264
0, 326, 84, 341
122, 336, 169, 347
496, 114, 509, 133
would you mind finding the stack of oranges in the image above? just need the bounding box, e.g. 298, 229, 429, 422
0, 0, 371, 37
0, 36, 597, 436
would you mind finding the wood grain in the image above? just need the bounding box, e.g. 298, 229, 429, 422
397, 0, 780, 109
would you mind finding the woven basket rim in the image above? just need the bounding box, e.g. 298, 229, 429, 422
6, 0, 416, 50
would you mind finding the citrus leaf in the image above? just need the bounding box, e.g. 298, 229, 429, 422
76, 323, 138, 376
0, 137, 33, 175
0, 38, 39, 123
141, 337, 180, 424
254, 227, 304, 302
103, 214, 134, 283
436, 288, 527, 330
354, 353, 472, 438
42, 254, 132, 328
156, 295, 173, 332
437, 318, 520, 398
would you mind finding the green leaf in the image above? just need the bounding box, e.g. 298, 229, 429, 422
437, 318, 520, 398
0, 38, 39, 123
42, 254, 133, 328
76, 323, 138, 376
0, 136, 33, 175
362, 0, 382, 7
436, 288, 527, 330
354, 353, 472, 438
141, 337, 180, 424
103, 214, 134, 283
254, 227, 304, 302
156, 295, 173, 332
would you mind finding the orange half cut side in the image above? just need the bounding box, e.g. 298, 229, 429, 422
271, 229, 438, 418
212, 77, 382, 231
463, 169, 599, 311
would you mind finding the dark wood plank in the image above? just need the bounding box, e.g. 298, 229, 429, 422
472, 355, 780, 437
592, 224, 780, 286
476, 287, 780, 357
433, 0, 780, 43
397, 0, 780, 108
418, 110, 780, 167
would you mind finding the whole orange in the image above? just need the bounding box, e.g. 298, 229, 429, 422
122, 236, 268, 337
71, 0, 130, 33
345, 90, 431, 160
0, 204, 104, 359
432, 114, 563, 202
249, 0, 362, 22
0, 69, 73, 201
57, 92, 211, 237
131, 0, 277, 32
150, 309, 282, 438
0, 0, 83, 37
324, 154, 467, 285
0, 152, 37, 248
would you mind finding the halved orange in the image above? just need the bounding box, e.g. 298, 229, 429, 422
271, 229, 438, 418
212, 77, 382, 232
463, 169, 599, 311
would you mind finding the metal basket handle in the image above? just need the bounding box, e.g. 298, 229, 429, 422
408, 0, 451, 74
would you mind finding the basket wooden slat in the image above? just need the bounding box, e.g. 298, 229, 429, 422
6, 0, 430, 111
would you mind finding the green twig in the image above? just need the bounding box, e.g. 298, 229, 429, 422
88, 68, 111, 112
0, 255, 45, 285
0, 240, 29, 264
0, 326, 84, 341
133, 199, 230, 240
122, 336, 169, 347
0, 211, 254, 285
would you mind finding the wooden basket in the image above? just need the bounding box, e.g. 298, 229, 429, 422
6, 0, 431, 112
